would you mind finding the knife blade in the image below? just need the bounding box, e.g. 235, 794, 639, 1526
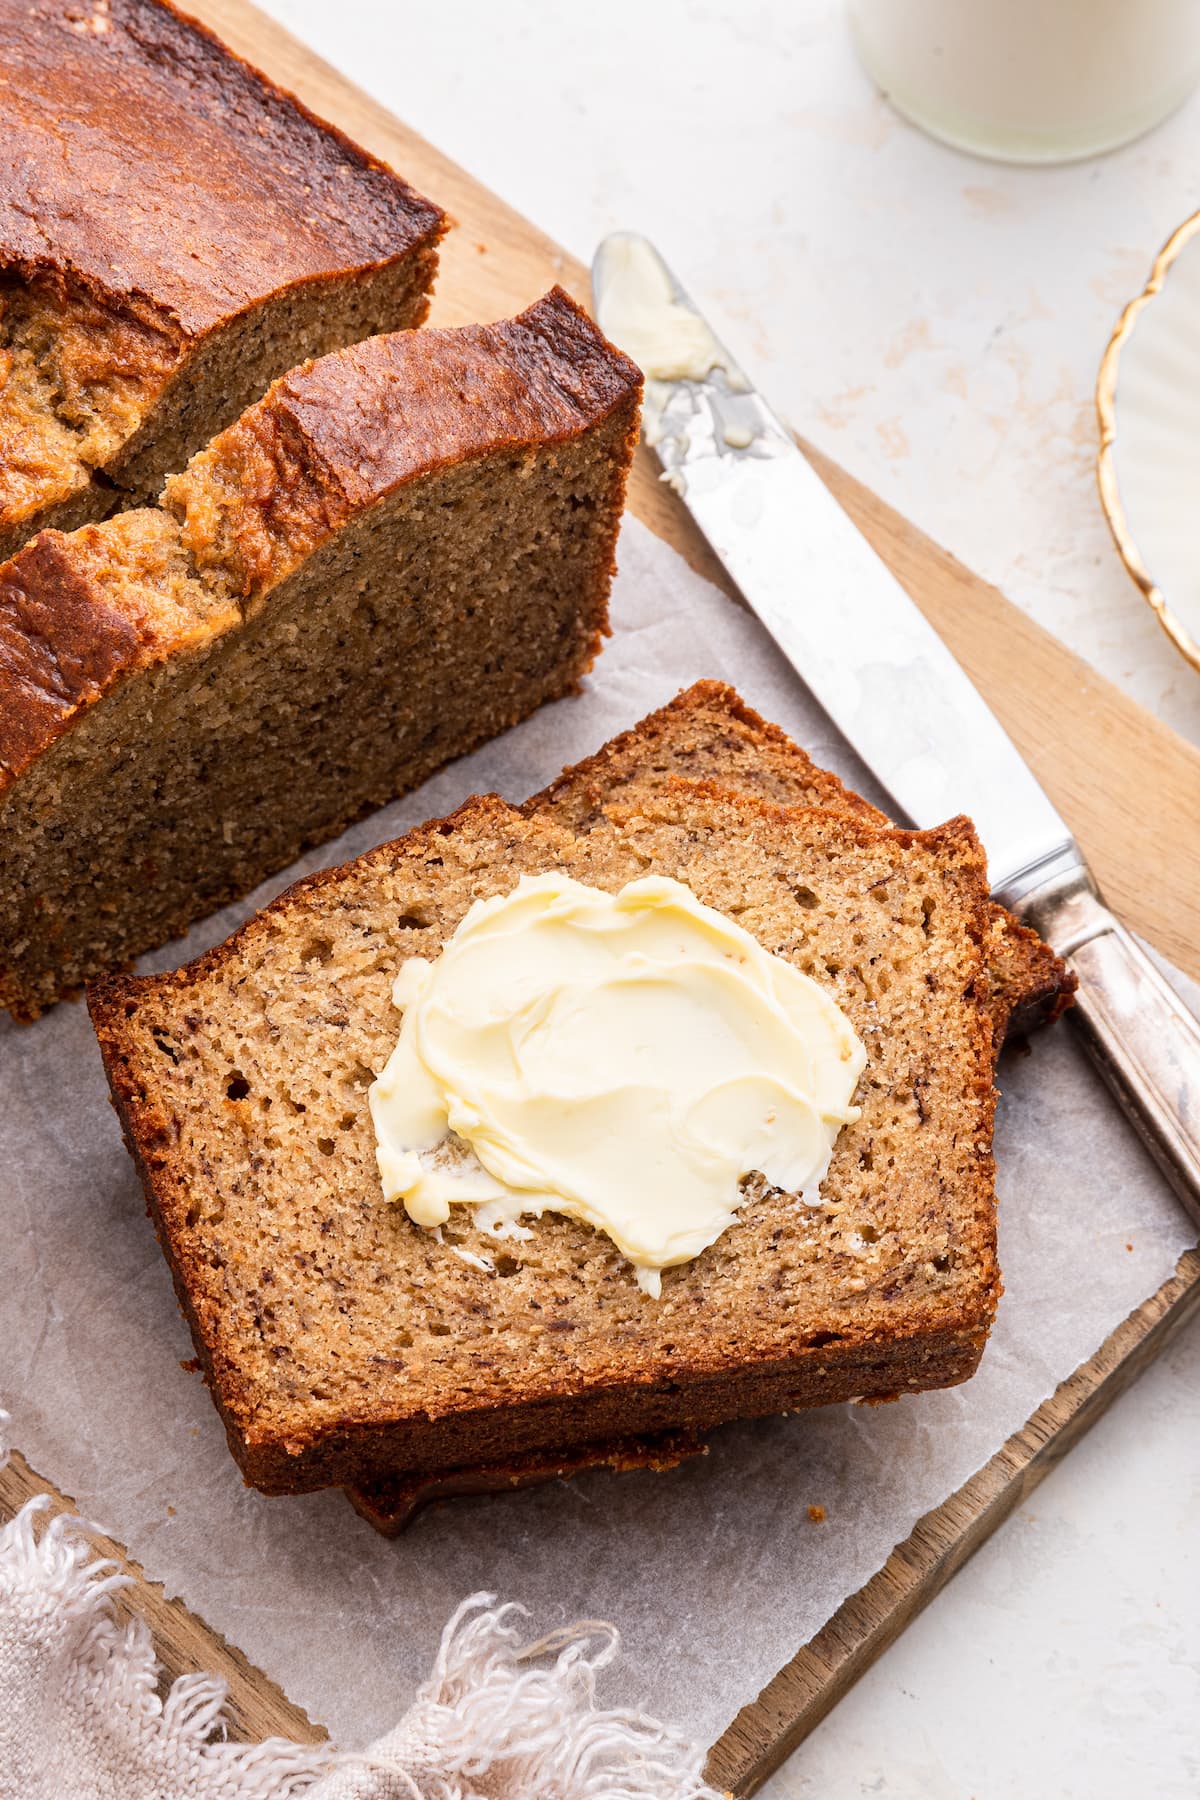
592, 231, 1200, 1223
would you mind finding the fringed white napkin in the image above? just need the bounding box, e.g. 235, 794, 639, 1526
0, 1419, 723, 1800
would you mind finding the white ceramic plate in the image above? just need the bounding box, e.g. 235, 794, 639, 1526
1098, 211, 1200, 675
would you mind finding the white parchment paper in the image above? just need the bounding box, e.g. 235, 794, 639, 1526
2, 517, 1196, 1751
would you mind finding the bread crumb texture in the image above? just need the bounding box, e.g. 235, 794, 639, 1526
92, 776, 1002, 1496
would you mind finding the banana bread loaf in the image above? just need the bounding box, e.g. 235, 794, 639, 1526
0, 0, 445, 560
0, 289, 642, 1018
90, 778, 1001, 1501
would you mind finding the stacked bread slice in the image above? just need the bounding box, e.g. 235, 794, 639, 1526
91, 686, 1070, 1525
534, 682, 1074, 1051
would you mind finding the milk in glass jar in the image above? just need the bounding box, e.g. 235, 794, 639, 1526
850, 0, 1200, 163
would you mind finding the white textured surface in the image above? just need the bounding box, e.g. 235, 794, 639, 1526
767, 1326, 1200, 1799
246, 3, 1200, 1790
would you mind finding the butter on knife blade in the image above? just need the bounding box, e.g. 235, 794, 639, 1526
594, 232, 751, 457
595, 232, 758, 460
593, 230, 1066, 892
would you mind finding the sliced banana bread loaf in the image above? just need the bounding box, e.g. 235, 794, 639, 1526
530, 681, 1074, 1046
0, 0, 445, 559
90, 779, 1000, 1500
0, 289, 642, 1018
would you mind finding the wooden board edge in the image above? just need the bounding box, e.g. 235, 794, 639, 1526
0, 1446, 326, 1749
640, 427, 1200, 982
5, 1249, 1198, 1775
795, 441, 1200, 982
705, 1243, 1200, 1796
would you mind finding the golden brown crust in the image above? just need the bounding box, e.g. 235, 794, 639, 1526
0, 510, 237, 782
0, 517, 217, 787
0, 293, 642, 800
530, 678, 886, 827
165, 287, 642, 598
0, 0, 444, 333
278, 287, 642, 499
0, 0, 446, 560
0, 533, 141, 774
347, 1430, 708, 1535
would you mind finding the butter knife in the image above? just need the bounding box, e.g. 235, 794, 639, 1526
592, 232, 1200, 1227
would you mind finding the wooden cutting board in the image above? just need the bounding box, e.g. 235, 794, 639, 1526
2, 3, 1199, 1793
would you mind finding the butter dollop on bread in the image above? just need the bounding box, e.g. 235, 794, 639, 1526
369, 870, 867, 1292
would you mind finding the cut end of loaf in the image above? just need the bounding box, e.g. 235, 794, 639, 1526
0, 290, 641, 1020
162, 287, 642, 603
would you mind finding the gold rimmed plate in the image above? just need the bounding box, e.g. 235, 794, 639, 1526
1097, 210, 1200, 676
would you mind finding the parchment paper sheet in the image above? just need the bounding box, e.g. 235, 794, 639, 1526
2, 517, 1196, 1751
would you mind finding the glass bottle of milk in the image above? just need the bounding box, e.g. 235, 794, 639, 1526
849, 0, 1200, 163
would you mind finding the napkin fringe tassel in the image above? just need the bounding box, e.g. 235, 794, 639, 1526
1, 1420, 722, 1800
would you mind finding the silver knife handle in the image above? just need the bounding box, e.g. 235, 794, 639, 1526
1015, 858, 1200, 1231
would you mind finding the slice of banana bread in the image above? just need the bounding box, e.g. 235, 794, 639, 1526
0, 289, 642, 1019
530, 681, 1074, 1047
0, 0, 445, 560
355, 686, 1070, 1531
90, 780, 1001, 1501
